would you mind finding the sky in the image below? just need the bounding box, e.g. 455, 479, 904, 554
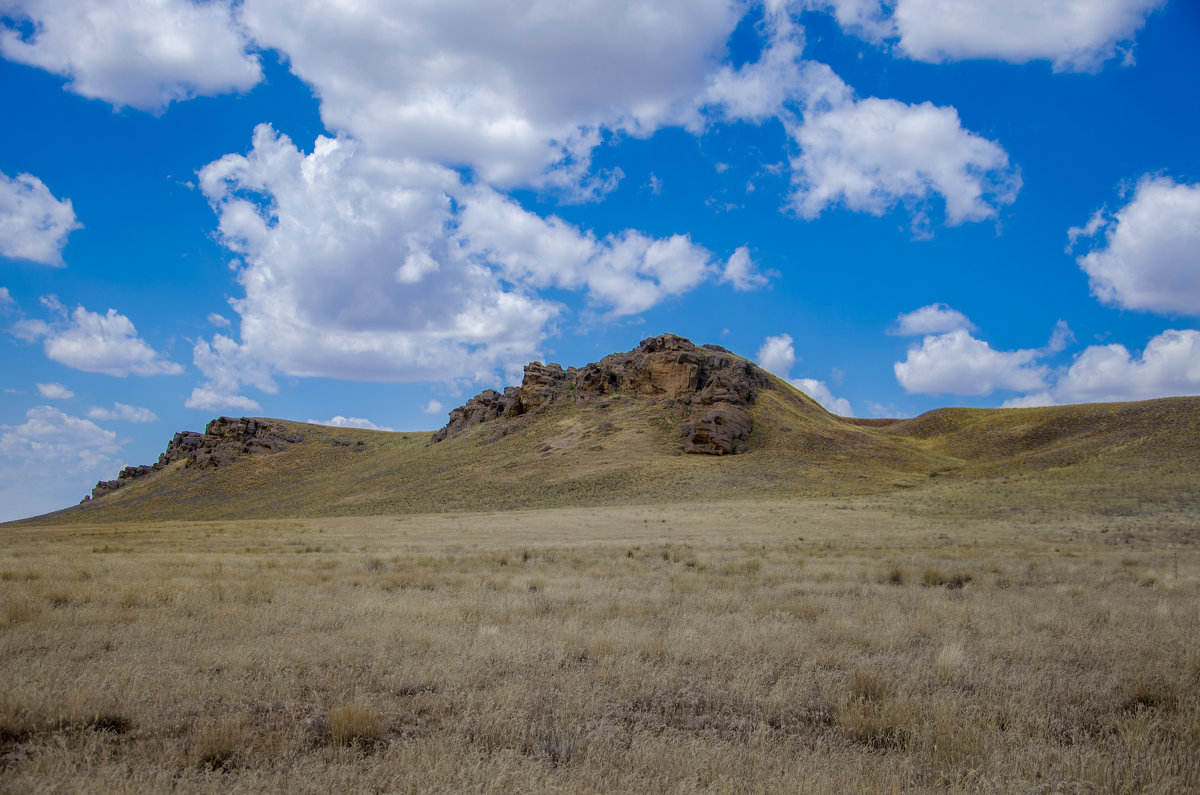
1, 0, 1198, 522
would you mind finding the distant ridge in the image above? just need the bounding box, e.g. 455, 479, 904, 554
10, 334, 1200, 525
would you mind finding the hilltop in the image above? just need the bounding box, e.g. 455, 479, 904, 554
11, 333, 1200, 524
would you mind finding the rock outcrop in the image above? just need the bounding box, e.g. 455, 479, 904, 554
432, 334, 771, 454
82, 417, 301, 502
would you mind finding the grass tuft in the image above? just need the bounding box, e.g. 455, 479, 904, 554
328, 701, 383, 748
192, 719, 247, 770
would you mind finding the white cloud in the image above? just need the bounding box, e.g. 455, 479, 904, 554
87, 403, 158, 423
890, 303, 975, 336
196, 124, 737, 396
756, 334, 797, 377
0, 286, 12, 306
719, 246, 773, 291
891, 0, 1165, 72
789, 376, 853, 416
0, 405, 123, 521
1066, 208, 1106, 250
1071, 176, 1200, 316
801, 1, 895, 42
198, 126, 557, 388
35, 382, 73, 399
185, 334, 273, 412
27, 304, 183, 377
185, 387, 260, 413
1045, 320, 1075, 354
700, 10, 808, 125
895, 328, 1047, 395
422, 400, 444, 415
459, 187, 719, 316
306, 415, 394, 432
0, 170, 81, 266
757, 333, 853, 415
1000, 392, 1058, 409
239, 0, 740, 193
0, 0, 261, 111
207, 313, 231, 328
790, 88, 1019, 227
705, 49, 1016, 233
1050, 329, 1200, 404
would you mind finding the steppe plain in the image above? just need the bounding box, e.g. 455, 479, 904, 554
2, 342, 1198, 792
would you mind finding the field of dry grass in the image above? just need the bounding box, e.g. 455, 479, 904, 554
2, 497, 1197, 792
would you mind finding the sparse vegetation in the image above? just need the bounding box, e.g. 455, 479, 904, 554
2, 371, 1198, 790
1, 498, 1197, 791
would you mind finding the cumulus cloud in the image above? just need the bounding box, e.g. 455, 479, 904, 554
1070, 176, 1200, 316
756, 334, 797, 377
0, 405, 123, 521
459, 186, 721, 316
0, 0, 261, 110
790, 85, 1019, 227
700, 10, 808, 125
801, 0, 895, 42
789, 376, 853, 416
239, 0, 739, 193
890, 0, 1165, 72
207, 313, 231, 328
719, 246, 773, 291
756, 333, 853, 415
87, 403, 158, 423
1000, 392, 1058, 409
890, 303, 976, 336
198, 126, 557, 388
35, 382, 73, 399
195, 124, 742, 396
1051, 329, 1200, 404
894, 328, 1047, 395
24, 303, 183, 376
422, 400, 444, 415
306, 415, 394, 432
0, 170, 81, 266
186, 334, 273, 412
0, 287, 12, 307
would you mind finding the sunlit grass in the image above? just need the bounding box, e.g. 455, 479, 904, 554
1, 499, 1197, 791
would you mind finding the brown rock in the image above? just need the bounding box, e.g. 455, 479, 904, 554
684, 402, 753, 455
432, 333, 772, 455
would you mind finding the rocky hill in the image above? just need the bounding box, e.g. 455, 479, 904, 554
432, 334, 771, 454
8, 333, 1199, 525
82, 416, 300, 502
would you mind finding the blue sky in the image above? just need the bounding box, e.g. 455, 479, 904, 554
1, 0, 1198, 521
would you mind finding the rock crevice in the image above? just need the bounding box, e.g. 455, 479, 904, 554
432, 334, 771, 454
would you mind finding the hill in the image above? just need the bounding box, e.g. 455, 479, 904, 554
11, 334, 1200, 524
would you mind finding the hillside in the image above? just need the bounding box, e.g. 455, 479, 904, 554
12, 334, 1200, 524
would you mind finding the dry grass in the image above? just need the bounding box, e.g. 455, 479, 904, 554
1, 497, 1198, 791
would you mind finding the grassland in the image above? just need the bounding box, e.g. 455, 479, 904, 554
2, 495, 1198, 792
4, 390, 1199, 790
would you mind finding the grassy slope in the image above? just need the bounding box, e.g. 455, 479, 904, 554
879, 396, 1200, 518
13, 379, 1200, 524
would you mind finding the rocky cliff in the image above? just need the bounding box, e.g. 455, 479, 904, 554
432, 334, 772, 454
83, 417, 301, 502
